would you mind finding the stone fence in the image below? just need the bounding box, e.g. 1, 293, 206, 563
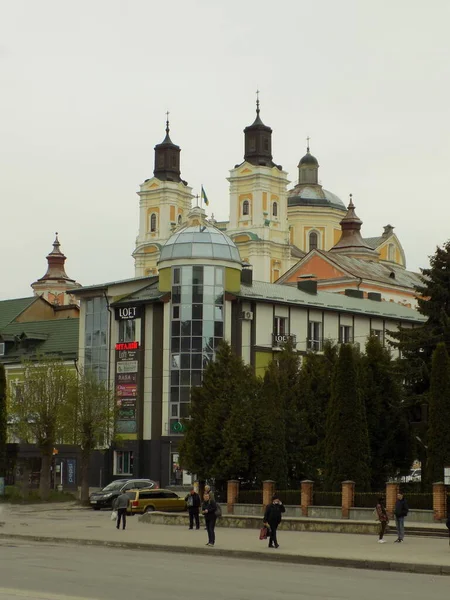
226, 479, 448, 523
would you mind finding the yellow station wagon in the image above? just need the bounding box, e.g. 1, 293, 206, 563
126, 488, 187, 514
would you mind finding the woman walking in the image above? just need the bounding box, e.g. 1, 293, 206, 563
264, 494, 286, 549
202, 492, 218, 546
375, 497, 389, 543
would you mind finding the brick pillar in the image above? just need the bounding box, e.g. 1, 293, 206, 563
386, 482, 399, 519
262, 480, 275, 510
227, 480, 239, 515
341, 481, 355, 519
301, 480, 314, 517
433, 482, 447, 522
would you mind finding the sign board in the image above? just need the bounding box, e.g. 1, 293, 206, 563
444, 467, 450, 486
115, 306, 143, 321
115, 342, 140, 434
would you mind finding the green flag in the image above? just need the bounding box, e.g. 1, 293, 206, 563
201, 185, 209, 206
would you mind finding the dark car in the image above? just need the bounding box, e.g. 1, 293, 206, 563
89, 479, 158, 509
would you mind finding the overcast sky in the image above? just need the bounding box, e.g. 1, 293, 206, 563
1, 0, 449, 300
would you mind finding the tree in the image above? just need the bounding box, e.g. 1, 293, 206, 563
0, 364, 7, 484
361, 336, 412, 489
325, 344, 371, 491
10, 357, 73, 500
63, 369, 116, 505
426, 343, 450, 484
179, 342, 259, 483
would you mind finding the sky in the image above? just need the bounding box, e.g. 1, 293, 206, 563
1, 0, 449, 299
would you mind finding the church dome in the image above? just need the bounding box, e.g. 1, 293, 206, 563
159, 221, 242, 264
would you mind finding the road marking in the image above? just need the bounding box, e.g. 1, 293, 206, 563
0, 588, 101, 600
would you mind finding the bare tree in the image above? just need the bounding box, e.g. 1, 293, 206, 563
64, 368, 116, 505
11, 357, 73, 500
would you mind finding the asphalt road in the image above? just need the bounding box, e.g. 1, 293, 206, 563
0, 539, 449, 600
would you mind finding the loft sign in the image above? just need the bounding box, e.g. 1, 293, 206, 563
115, 305, 142, 320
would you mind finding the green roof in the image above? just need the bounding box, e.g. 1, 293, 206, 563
237, 280, 425, 324
0, 318, 79, 362
0, 297, 37, 329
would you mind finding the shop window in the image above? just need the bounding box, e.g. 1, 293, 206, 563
114, 450, 133, 476
242, 200, 250, 216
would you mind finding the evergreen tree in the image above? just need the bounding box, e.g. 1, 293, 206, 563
0, 364, 7, 481
325, 344, 371, 491
179, 342, 259, 482
427, 343, 450, 483
361, 336, 412, 489
297, 342, 337, 481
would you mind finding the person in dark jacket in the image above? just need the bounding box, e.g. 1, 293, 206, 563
185, 487, 201, 530
263, 494, 286, 548
201, 492, 217, 546
113, 491, 130, 531
394, 492, 409, 542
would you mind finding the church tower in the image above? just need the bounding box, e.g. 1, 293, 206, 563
227, 97, 291, 283
133, 118, 193, 276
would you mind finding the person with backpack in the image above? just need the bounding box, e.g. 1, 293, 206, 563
375, 497, 389, 543
394, 491, 409, 543
201, 492, 218, 546
263, 494, 286, 549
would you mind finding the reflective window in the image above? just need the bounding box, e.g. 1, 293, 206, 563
169, 265, 224, 434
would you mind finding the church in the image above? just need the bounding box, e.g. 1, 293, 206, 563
132, 100, 419, 306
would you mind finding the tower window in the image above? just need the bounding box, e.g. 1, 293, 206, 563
150, 213, 157, 232
242, 200, 250, 216
309, 231, 318, 251
272, 202, 278, 217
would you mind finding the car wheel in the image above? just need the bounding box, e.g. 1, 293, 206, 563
144, 506, 155, 513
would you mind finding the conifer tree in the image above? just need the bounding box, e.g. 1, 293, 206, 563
325, 344, 371, 491
427, 343, 450, 483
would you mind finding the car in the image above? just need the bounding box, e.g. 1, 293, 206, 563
89, 479, 159, 509
125, 488, 187, 515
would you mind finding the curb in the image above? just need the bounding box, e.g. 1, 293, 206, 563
1, 532, 449, 576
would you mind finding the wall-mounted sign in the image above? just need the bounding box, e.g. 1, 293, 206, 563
115, 306, 142, 321
115, 341, 140, 434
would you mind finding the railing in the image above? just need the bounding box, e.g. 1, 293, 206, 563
237, 490, 263, 504
313, 491, 341, 506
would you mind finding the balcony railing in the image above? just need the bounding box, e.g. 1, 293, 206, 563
272, 333, 297, 348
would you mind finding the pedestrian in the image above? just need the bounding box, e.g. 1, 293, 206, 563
263, 493, 286, 549
185, 486, 201, 530
394, 491, 409, 543
201, 492, 218, 546
375, 496, 389, 543
113, 491, 130, 531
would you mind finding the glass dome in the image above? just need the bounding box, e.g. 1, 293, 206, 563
159, 224, 242, 264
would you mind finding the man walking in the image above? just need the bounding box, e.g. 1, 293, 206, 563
394, 491, 409, 542
185, 487, 201, 530
113, 491, 130, 531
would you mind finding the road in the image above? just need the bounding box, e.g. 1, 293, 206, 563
0, 539, 449, 600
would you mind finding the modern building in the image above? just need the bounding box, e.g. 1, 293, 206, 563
75, 208, 424, 486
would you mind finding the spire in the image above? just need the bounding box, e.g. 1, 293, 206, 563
330, 195, 379, 258
243, 91, 276, 167
153, 113, 183, 183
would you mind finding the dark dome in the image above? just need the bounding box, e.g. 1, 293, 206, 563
299, 151, 318, 167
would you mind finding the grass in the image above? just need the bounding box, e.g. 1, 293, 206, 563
0, 485, 77, 504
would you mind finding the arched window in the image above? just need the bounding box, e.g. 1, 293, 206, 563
150, 213, 157, 232
178, 214, 182, 225
272, 202, 278, 217
309, 231, 318, 251
242, 200, 250, 216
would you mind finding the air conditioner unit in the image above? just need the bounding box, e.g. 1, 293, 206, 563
0, 342, 5, 356
241, 310, 253, 321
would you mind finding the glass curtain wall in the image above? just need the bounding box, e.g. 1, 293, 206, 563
84, 297, 108, 381
169, 265, 224, 434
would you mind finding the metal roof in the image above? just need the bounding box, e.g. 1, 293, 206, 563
236, 280, 425, 323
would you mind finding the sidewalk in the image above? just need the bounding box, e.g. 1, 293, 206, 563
0, 503, 449, 576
